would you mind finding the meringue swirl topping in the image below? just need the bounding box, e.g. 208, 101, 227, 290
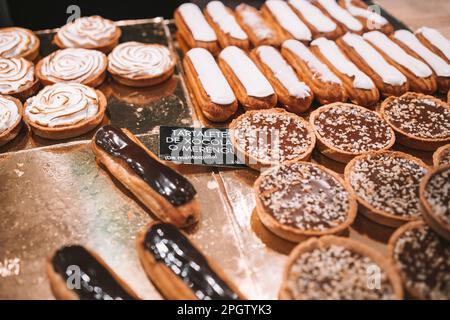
39, 48, 107, 84
108, 42, 175, 79
57, 16, 119, 48
0, 95, 20, 134
0, 57, 35, 94
25, 83, 100, 128
0, 27, 38, 59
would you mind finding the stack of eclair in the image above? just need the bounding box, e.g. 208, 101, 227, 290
175, 0, 449, 123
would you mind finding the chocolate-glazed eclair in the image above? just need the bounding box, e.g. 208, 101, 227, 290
136, 222, 246, 300
92, 126, 200, 228
47, 245, 139, 300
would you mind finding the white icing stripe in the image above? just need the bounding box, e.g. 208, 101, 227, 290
282, 39, 341, 84
256, 46, 311, 98
416, 27, 450, 61
266, 0, 312, 41
57, 16, 118, 48
288, 0, 336, 33
236, 4, 275, 41
394, 30, 450, 77
344, 0, 388, 26
206, 1, 248, 40
179, 3, 217, 42
317, 0, 363, 32
311, 37, 374, 89
363, 31, 433, 78
220, 46, 274, 98
25, 83, 99, 128
187, 48, 235, 105
0, 96, 19, 134
342, 33, 406, 86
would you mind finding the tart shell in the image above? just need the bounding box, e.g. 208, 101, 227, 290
24, 89, 107, 140
0, 95, 23, 147
280, 236, 404, 300
254, 161, 357, 242
345, 151, 430, 228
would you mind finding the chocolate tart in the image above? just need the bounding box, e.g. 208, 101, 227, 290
345, 151, 429, 227
389, 221, 450, 300
280, 236, 403, 300
433, 144, 450, 166
136, 222, 246, 300
0, 95, 22, 146
420, 165, 450, 241
254, 161, 357, 242
310, 103, 395, 163
230, 108, 316, 171
47, 245, 139, 300
380, 92, 450, 151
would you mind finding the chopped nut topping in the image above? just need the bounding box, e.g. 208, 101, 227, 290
349, 152, 427, 218
393, 224, 450, 300
313, 104, 393, 153
259, 162, 350, 231
287, 245, 395, 299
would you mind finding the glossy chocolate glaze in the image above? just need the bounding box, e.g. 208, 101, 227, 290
51, 245, 136, 300
95, 125, 197, 207
144, 223, 240, 300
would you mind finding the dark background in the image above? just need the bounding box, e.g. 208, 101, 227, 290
0, 0, 264, 30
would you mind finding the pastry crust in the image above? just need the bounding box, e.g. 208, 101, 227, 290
218, 50, 277, 111
388, 220, 448, 300
54, 28, 121, 55
136, 222, 246, 300
420, 164, 450, 241
254, 161, 357, 242
281, 42, 347, 104
203, 4, 249, 51
250, 47, 313, 114
0, 95, 23, 147
260, 3, 309, 43
230, 108, 316, 171
92, 128, 200, 228
380, 92, 450, 151
0, 27, 40, 61
24, 89, 106, 140
345, 151, 429, 227
338, 0, 394, 34
392, 35, 450, 94
280, 236, 404, 300
365, 36, 438, 95
310, 103, 396, 163
46, 246, 140, 300
336, 37, 409, 97
433, 144, 450, 166
36, 50, 107, 88
289, 0, 344, 40
174, 9, 221, 56
234, 4, 281, 47
183, 52, 237, 122
310, 41, 380, 107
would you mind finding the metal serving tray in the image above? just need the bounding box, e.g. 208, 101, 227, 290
0, 11, 438, 299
